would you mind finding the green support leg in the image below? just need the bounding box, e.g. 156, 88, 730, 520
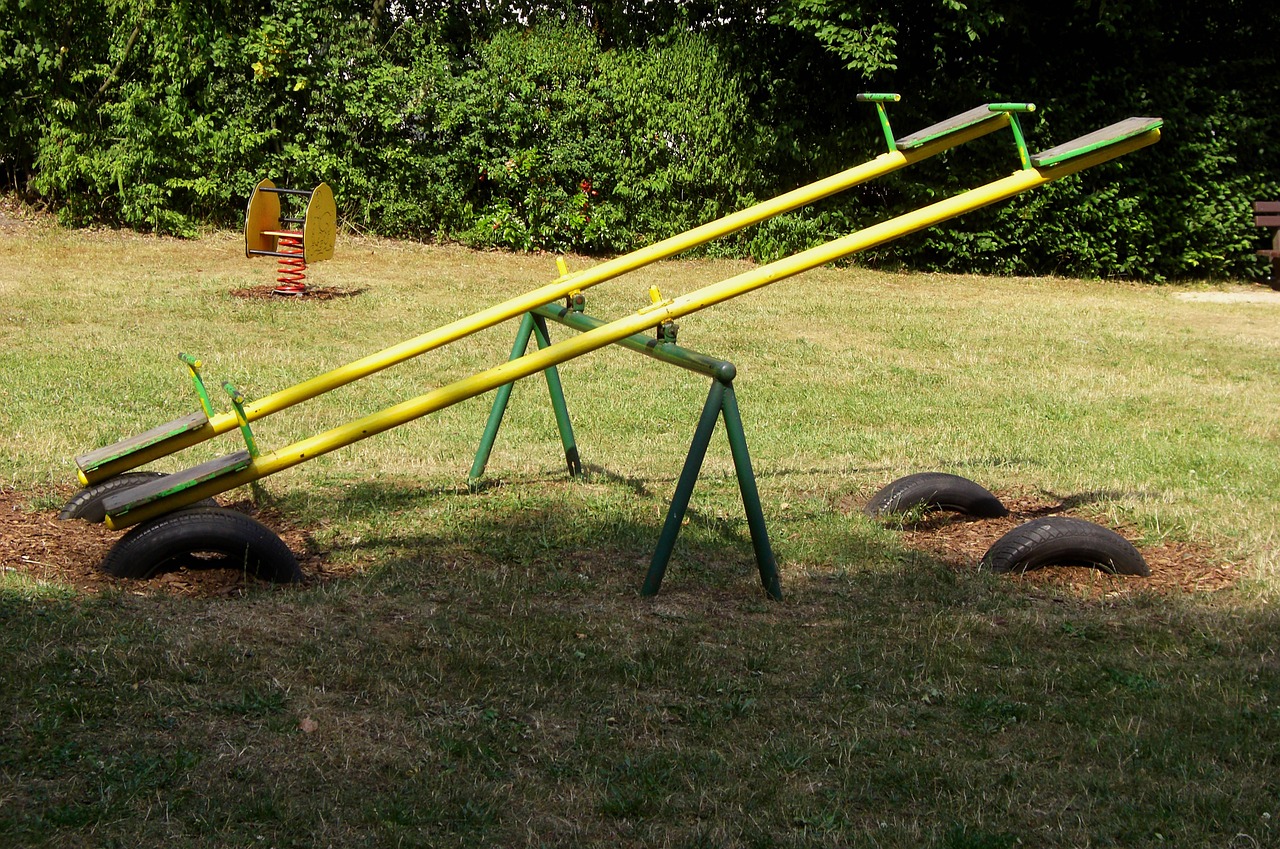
643, 381, 725, 597
469, 313, 582, 486
530, 314, 582, 477
721, 384, 782, 600
469, 314, 536, 485
642, 379, 782, 600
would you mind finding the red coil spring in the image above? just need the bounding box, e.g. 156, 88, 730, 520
273, 233, 308, 295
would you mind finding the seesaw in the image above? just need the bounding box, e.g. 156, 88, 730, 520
62, 96, 1161, 598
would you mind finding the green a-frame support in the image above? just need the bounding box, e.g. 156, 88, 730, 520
469, 304, 783, 600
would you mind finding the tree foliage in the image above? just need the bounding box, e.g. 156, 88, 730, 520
1, 0, 1277, 280
768, 0, 1280, 279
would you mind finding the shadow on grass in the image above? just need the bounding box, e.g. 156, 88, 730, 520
269, 464, 1029, 603
270, 471, 1158, 601
4, 478, 1280, 849
293, 474, 812, 597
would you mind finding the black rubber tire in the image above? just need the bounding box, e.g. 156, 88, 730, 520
58, 472, 215, 523
980, 516, 1149, 576
864, 472, 1008, 519
100, 506, 302, 582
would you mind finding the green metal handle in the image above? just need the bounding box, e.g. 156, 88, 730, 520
855, 93, 901, 103
857, 92, 903, 155
179, 352, 216, 419
989, 103, 1037, 170
222, 382, 260, 457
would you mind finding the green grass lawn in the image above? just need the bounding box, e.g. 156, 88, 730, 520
2, 222, 1278, 847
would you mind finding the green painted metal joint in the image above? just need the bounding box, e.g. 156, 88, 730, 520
223, 382, 260, 458
533, 304, 733, 380
989, 103, 1037, 170
857, 92, 901, 155
180, 353, 216, 419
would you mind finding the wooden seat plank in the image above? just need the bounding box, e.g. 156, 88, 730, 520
102, 450, 252, 517
76, 411, 209, 473
895, 104, 1007, 151
1031, 117, 1162, 167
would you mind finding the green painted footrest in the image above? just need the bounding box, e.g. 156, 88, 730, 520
895, 104, 1008, 151
102, 450, 252, 517
1031, 117, 1162, 167
76, 410, 209, 474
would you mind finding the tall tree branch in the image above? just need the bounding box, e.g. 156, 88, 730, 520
87, 20, 142, 109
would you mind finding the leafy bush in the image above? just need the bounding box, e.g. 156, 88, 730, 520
765, 0, 1280, 281
3, 1, 1278, 280
432, 24, 755, 253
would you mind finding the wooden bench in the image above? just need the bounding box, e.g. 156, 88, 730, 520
1256, 201, 1280, 290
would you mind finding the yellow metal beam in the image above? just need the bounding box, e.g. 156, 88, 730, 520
81, 112, 1010, 485
105, 126, 1159, 529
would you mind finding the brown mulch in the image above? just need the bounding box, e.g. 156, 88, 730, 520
885, 492, 1240, 599
228, 285, 363, 301
2, 486, 1241, 601
0, 488, 346, 599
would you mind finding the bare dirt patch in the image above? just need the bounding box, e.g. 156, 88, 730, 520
4, 484, 1239, 602
0, 195, 52, 234
1174, 289, 1280, 304
229, 285, 364, 301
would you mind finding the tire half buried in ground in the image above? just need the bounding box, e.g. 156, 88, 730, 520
864, 472, 1008, 519
100, 506, 303, 582
980, 516, 1149, 576
59, 472, 216, 523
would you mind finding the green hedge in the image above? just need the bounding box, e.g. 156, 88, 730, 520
3, 1, 1277, 281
